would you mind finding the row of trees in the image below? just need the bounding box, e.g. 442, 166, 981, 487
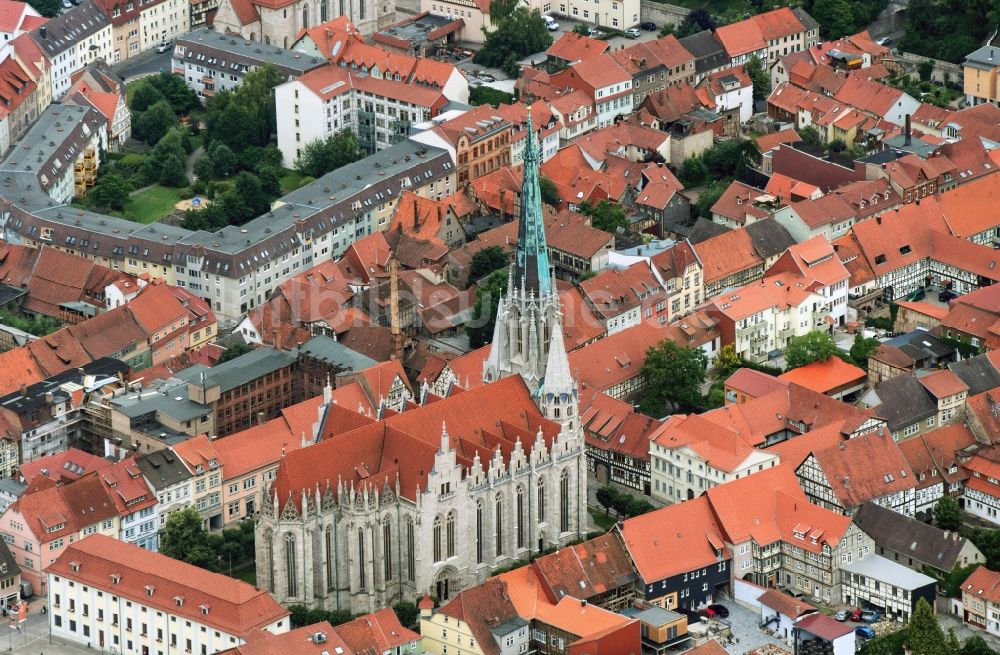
288, 601, 420, 630
594, 484, 655, 519
860, 598, 992, 655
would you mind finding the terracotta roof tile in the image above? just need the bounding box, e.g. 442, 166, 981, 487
918, 369, 969, 399
778, 357, 865, 394
963, 566, 1000, 603
546, 31, 610, 63
333, 608, 420, 653
810, 428, 914, 508
531, 532, 637, 603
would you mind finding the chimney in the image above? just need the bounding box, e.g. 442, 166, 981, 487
18, 383, 26, 396
39, 25, 46, 39
272, 326, 282, 351
904, 114, 912, 147
257, 411, 265, 426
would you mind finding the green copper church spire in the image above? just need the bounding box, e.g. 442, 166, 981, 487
514, 109, 552, 297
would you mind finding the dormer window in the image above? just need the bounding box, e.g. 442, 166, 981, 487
70, 561, 80, 573
110, 574, 121, 584
145, 585, 155, 596
175, 596, 184, 607
200, 605, 210, 615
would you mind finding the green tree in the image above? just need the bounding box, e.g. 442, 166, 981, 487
573, 23, 590, 35
210, 99, 256, 153
133, 100, 176, 145
294, 130, 363, 178
31, 0, 61, 17
146, 72, 200, 114
712, 344, 744, 377
596, 485, 620, 517
467, 269, 508, 348
159, 153, 187, 187
658, 23, 675, 36
219, 342, 255, 363
849, 332, 879, 367
539, 174, 561, 207
918, 60, 935, 82
959, 635, 997, 655
798, 126, 823, 148
906, 597, 955, 655
159, 507, 220, 571
860, 628, 909, 655
937, 563, 980, 599
933, 495, 963, 531
468, 246, 509, 286
743, 55, 769, 104
812, 0, 858, 38
676, 8, 714, 38
678, 156, 708, 187
205, 141, 238, 179
393, 601, 419, 629
469, 86, 515, 108
129, 82, 167, 114
640, 340, 708, 415
579, 200, 627, 232
89, 173, 132, 212
784, 331, 839, 371
473, 7, 553, 74
234, 64, 286, 146
703, 139, 757, 179
695, 180, 727, 218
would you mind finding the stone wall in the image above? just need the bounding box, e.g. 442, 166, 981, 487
639, 0, 690, 28
896, 51, 963, 85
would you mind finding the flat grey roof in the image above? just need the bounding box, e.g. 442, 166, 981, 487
111, 380, 211, 423
842, 554, 936, 590
299, 334, 378, 370
175, 347, 296, 393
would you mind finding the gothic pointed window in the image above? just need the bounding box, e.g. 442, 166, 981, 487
301, 5, 308, 28
383, 518, 392, 581
446, 512, 456, 558
284, 533, 297, 598
265, 530, 274, 593
476, 500, 484, 564
433, 515, 442, 562
359, 0, 365, 20
538, 478, 545, 523
358, 528, 366, 590
321, 0, 328, 21
560, 470, 570, 533
406, 518, 415, 581
324, 527, 334, 590
495, 493, 504, 556
516, 487, 525, 549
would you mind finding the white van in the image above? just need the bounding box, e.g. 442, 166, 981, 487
543, 15, 559, 30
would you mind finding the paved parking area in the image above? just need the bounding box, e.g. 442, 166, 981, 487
712, 601, 793, 655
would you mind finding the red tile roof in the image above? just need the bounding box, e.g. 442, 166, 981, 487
918, 369, 969, 399
810, 428, 915, 508
333, 608, 420, 653
619, 495, 729, 582
436, 578, 521, 655
964, 566, 1000, 603
754, 129, 801, 153
223, 622, 354, 655
579, 384, 662, 460
546, 31, 609, 63
0, 347, 43, 396
19, 448, 112, 485
724, 368, 787, 401
530, 532, 637, 603
693, 227, 763, 286
128, 283, 186, 333
778, 357, 865, 395
715, 19, 766, 58
938, 171, 1000, 238
757, 588, 815, 618
50, 534, 289, 636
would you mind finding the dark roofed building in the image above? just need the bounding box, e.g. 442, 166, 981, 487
860, 374, 938, 437
853, 501, 984, 575
678, 30, 728, 77
0, 540, 19, 609
949, 353, 1000, 396
744, 218, 797, 262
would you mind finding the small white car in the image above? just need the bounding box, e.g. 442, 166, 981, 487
588, 28, 605, 37
544, 15, 559, 30
625, 27, 641, 37
154, 41, 172, 53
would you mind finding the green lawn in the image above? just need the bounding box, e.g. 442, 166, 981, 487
125, 186, 184, 223
279, 169, 307, 193
588, 507, 617, 532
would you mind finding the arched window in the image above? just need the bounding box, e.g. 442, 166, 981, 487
324, 526, 334, 590
495, 493, 504, 556
446, 512, 456, 559
301, 5, 308, 29
383, 518, 392, 581
264, 35, 270, 45
284, 533, 297, 598
433, 515, 442, 562
516, 487, 525, 549
321, 0, 328, 21
537, 478, 545, 523
560, 470, 570, 533
357, 528, 366, 590
358, 0, 365, 20
265, 531, 274, 593
406, 518, 415, 582
476, 501, 484, 564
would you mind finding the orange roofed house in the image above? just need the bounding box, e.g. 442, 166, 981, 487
48, 534, 290, 654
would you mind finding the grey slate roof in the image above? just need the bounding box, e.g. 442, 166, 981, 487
110, 379, 212, 423
867, 374, 937, 432
175, 347, 296, 393
687, 217, 730, 244
176, 29, 327, 77
136, 449, 193, 492
885, 330, 954, 360
0, 540, 19, 581
792, 7, 819, 32
678, 30, 728, 75
965, 46, 1000, 70
28, 0, 109, 58
949, 354, 1000, 396
298, 334, 378, 371
745, 218, 796, 260
853, 501, 975, 573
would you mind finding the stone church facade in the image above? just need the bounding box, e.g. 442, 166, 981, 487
255, 114, 588, 614
213, 0, 390, 49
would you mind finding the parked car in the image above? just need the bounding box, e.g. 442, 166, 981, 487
588, 28, 605, 37
155, 41, 173, 53
850, 610, 863, 622
855, 626, 876, 640
861, 610, 881, 622
478, 74, 496, 83
625, 27, 641, 37
544, 15, 559, 30
835, 609, 851, 622
706, 604, 729, 618
876, 37, 892, 46
938, 289, 957, 302
641, 21, 657, 30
